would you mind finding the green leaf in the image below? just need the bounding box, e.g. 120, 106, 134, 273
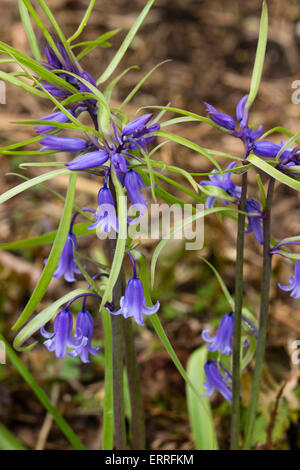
120, 60, 170, 109
153, 130, 223, 174
0, 222, 92, 252
186, 347, 217, 450
0, 333, 85, 449
12, 172, 77, 330
18, 0, 41, 61
13, 288, 89, 350
97, 0, 156, 84
256, 174, 267, 211
246, 1, 268, 109
35, 0, 77, 62
247, 154, 300, 191
0, 169, 70, 205
144, 105, 231, 132
104, 66, 139, 102
0, 423, 27, 450
151, 206, 237, 287
0, 70, 45, 98
68, 0, 96, 43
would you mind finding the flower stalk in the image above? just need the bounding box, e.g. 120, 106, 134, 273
231, 171, 248, 450
243, 177, 275, 449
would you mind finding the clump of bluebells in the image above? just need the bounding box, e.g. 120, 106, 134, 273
200, 95, 300, 402
3, 0, 300, 451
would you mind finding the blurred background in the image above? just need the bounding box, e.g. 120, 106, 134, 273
1, 0, 300, 450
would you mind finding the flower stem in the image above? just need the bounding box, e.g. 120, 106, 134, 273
123, 318, 146, 449
243, 177, 275, 449
109, 184, 126, 450
231, 171, 248, 450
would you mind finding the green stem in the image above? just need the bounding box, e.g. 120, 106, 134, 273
231, 171, 248, 450
123, 319, 146, 449
243, 177, 275, 449
108, 179, 127, 450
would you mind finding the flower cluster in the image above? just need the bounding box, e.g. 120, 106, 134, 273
36, 39, 161, 363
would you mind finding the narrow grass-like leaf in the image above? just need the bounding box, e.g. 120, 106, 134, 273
0, 169, 70, 205
13, 288, 89, 350
151, 206, 237, 287
18, 0, 41, 61
186, 347, 217, 450
246, 1, 268, 109
68, 0, 96, 43
0, 70, 45, 98
0, 333, 85, 449
120, 61, 170, 110
247, 154, 300, 191
97, 0, 156, 84
256, 174, 267, 211
0, 423, 27, 450
153, 130, 222, 174
12, 172, 77, 330
104, 66, 139, 102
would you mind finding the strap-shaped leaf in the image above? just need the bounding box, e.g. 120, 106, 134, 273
12, 172, 77, 330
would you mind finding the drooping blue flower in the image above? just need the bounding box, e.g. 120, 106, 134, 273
200, 162, 242, 209
124, 170, 148, 212
278, 259, 300, 299
40, 308, 78, 359
88, 185, 118, 232
205, 95, 264, 157
51, 233, 81, 282
110, 276, 160, 326
34, 109, 74, 133
245, 199, 263, 245
40, 134, 89, 153
204, 103, 236, 131
253, 141, 282, 158
122, 113, 160, 149
202, 313, 234, 355
202, 360, 232, 402
68, 309, 99, 363
66, 149, 109, 170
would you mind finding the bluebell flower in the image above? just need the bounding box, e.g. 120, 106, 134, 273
111, 153, 128, 173
202, 360, 232, 402
40, 134, 89, 153
66, 149, 109, 170
110, 276, 160, 326
68, 309, 99, 363
278, 259, 300, 299
34, 109, 74, 133
122, 113, 160, 149
88, 185, 118, 232
245, 199, 263, 245
51, 233, 81, 282
40, 308, 78, 359
205, 95, 264, 157
200, 162, 241, 209
202, 313, 234, 355
253, 141, 282, 158
124, 170, 148, 212
204, 103, 236, 131
41, 41, 97, 101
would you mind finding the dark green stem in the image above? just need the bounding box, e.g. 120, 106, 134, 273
243, 177, 275, 449
123, 319, 146, 449
231, 171, 248, 450
109, 185, 126, 450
